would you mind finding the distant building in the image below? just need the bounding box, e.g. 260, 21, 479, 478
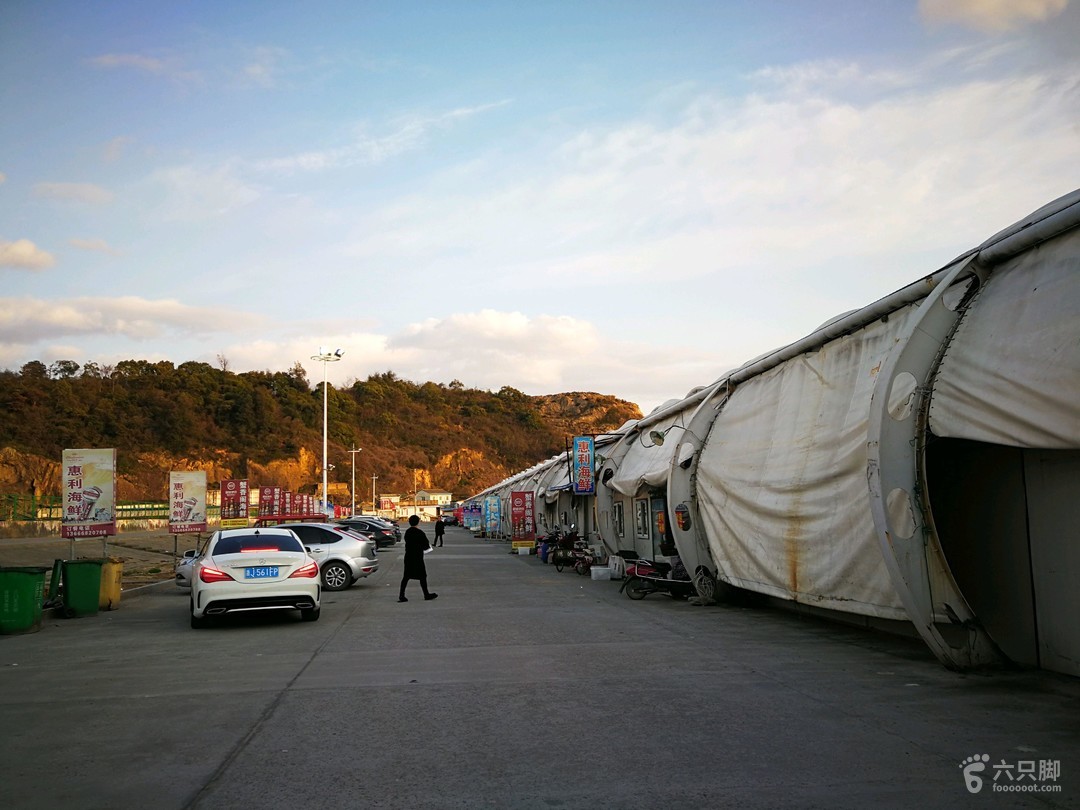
416, 489, 452, 505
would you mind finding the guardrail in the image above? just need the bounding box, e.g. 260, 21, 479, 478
0, 495, 232, 522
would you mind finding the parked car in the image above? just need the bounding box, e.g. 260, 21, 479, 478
274, 522, 379, 591
188, 528, 320, 628
336, 516, 398, 548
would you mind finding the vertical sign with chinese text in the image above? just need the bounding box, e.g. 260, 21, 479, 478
463, 501, 482, 531
510, 491, 536, 543
220, 479, 249, 528
61, 448, 117, 538
572, 436, 595, 495
169, 471, 207, 534
484, 495, 501, 536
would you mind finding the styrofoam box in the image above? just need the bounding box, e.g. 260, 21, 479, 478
590, 566, 612, 580
518, 547, 530, 555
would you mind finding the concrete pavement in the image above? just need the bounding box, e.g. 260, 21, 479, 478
0, 525, 1077, 809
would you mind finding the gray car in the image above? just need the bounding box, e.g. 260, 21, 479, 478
336, 516, 400, 547
174, 523, 379, 592
275, 523, 379, 591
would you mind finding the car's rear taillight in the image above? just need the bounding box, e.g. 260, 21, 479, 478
289, 561, 320, 579
200, 565, 234, 583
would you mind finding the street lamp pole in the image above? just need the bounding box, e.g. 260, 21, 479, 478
310, 347, 343, 517
371, 475, 378, 514
348, 447, 362, 516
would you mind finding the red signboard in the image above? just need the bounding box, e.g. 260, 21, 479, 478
510, 491, 535, 541
220, 479, 249, 528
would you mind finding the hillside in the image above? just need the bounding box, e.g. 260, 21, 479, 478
0, 360, 642, 502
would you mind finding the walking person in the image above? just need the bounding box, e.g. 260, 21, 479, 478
433, 517, 445, 547
399, 514, 438, 602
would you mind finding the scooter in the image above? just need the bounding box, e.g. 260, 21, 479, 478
619, 557, 696, 600
550, 530, 586, 573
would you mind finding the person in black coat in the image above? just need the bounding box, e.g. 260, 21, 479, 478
433, 518, 445, 547
399, 514, 438, 602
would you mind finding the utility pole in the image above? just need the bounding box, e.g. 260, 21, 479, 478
348, 447, 362, 516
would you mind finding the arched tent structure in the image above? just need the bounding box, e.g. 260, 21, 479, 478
469, 189, 1079, 675
668, 188, 1080, 674
595, 396, 709, 563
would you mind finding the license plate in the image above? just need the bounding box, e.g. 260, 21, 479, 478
244, 566, 279, 579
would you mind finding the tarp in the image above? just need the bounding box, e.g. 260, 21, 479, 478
536, 456, 572, 503
607, 412, 684, 497
695, 309, 914, 620
929, 229, 1080, 449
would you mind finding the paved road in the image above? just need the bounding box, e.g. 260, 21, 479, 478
1, 526, 1077, 809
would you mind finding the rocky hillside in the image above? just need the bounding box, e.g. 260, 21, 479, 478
0, 361, 642, 502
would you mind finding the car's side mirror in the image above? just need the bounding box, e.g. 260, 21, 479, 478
184, 549, 198, 558
304, 546, 313, 553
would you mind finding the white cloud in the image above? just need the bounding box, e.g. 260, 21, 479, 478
149, 164, 262, 220
0, 297, 263, 342
256, 100, 511, 173
240, 45, 292, 88
102, 136, 135, 163
90, 53, 169, 74
381, 309, 719, 411
69, 238, 121, 255
342, 55, 1077, 310
0, 239, 55, 270
33, 182, 114, 204
919, 0, 1070, 32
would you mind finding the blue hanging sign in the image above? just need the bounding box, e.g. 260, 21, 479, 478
572, 436, 595, 495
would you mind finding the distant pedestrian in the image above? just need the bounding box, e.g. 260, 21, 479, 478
434, 517, 445, 547
399, 514, 438, 602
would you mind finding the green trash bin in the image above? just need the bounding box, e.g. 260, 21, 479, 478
0, 567, 49, 634
62, 559, 104, 618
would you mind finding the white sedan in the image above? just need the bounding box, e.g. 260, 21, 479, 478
189, 528, 321, 628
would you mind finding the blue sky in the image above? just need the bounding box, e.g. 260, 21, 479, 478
1, 0, 1077, 413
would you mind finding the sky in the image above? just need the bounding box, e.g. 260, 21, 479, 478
1, 0, 1077, 414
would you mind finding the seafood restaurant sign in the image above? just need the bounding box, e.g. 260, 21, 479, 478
61, 448, 117, 539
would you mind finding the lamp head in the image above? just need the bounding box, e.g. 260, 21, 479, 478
333, 348, 344, 358
649, 429, 667, 446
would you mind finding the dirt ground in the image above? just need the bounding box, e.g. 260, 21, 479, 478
0, 527, 205, 589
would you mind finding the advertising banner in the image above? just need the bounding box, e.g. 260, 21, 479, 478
61, 448, 117, 538
484, 495, 501, 536
463, 501, 483, 531
220, 479, 249, 528
283, 491, 294, 515
510, 490, 535, 543
572, 436, 595, 495
169, 471, 207, 534
258, 486, 275, 516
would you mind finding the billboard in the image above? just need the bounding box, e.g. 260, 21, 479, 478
61, 448, 117, 538
220, 479, 249, 528
169, 471, 207, 534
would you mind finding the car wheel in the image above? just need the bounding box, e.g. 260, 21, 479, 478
301, 606, 321, 622
190, 599, 210, 629
322, 561, 352, 591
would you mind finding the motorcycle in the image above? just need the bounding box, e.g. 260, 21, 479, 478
619, 557, 696, 600
550, 531, 591, 573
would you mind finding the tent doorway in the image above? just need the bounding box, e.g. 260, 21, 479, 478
927, 437, 1080, 676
